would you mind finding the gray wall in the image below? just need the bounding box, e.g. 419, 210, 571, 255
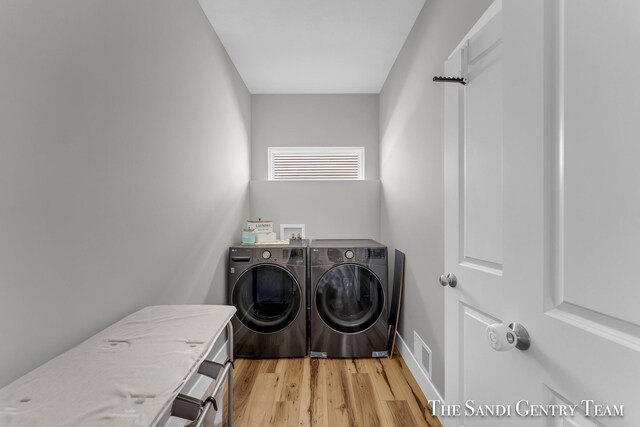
380, 0, 493, 394
250, 180, 380, 240
0, 0, 250, 387
251, 95, 379, 180
250, 95, 380, 240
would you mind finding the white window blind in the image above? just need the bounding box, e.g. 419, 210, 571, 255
268, 147, 364, 181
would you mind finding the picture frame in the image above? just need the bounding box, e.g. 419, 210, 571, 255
280, 224, 305, 240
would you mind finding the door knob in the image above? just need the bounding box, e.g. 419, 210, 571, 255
439, 273, 457, 288
486, 322, 531, 351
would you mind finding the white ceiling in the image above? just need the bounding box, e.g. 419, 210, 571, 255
198, 0, 425, 94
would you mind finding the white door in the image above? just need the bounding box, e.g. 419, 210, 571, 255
444, 1, 640, 426
443, 2, 514, 426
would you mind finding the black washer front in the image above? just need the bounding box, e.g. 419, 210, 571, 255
232, 264, 302, 334
315, 264, 385, 334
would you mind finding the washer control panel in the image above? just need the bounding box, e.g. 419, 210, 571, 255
312, 247, 387, 265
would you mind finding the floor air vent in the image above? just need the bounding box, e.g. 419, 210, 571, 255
413, 331, 432, 380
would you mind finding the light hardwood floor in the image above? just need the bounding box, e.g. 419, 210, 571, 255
222, 353, 442, 427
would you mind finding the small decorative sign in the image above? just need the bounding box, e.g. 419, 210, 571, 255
246, 219, 273, 233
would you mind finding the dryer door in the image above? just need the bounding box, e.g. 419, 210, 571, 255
316, 264, 385, 334
232, 264, 302, 333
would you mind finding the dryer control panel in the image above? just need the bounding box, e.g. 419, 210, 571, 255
311, 247, 387, 266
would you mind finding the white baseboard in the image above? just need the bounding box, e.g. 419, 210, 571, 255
395, 332, 444, 404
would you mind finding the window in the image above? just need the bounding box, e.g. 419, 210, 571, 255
268, 147, 364, 181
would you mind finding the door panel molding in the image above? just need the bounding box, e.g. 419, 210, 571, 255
544, 0, 640, 351
459, 303, 502, 426
543, 385, 606, 427
460, 258, 502, 276
459, 12, 505, 271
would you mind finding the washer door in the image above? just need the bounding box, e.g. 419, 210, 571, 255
232, 264, 302, 333
315, 264, 385, 334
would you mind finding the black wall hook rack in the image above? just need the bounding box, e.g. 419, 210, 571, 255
433, 76, 467, 85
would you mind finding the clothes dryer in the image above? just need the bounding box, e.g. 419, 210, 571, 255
310, 239, 388, 358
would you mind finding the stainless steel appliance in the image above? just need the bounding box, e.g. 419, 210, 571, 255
228, 241, 307, 358
310, 239, 388, 358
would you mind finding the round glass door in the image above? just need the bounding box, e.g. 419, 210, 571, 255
232, 265, 302, 333
315, 264, 384, 334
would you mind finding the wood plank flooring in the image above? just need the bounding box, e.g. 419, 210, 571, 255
222, 353, 442, 427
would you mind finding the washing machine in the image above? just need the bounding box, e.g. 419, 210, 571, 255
310, 239, 388, 358
228, 240, 307, 358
